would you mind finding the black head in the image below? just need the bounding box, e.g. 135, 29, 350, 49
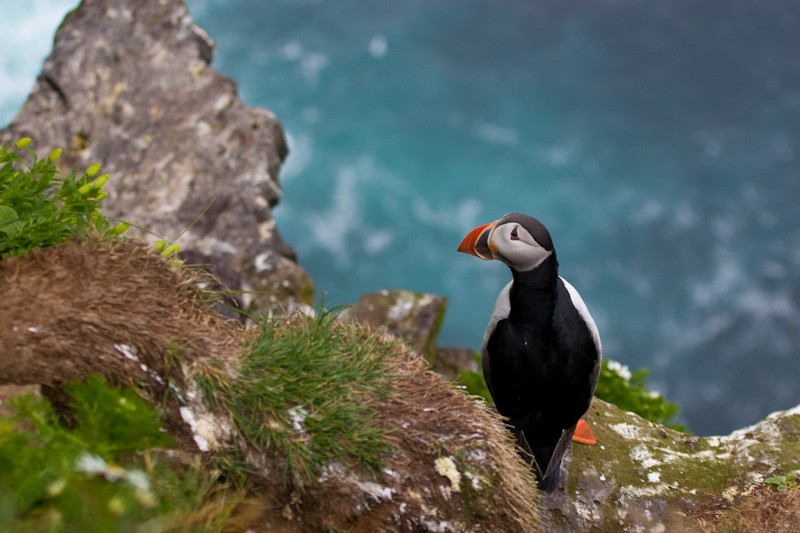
458, 213, 555, 272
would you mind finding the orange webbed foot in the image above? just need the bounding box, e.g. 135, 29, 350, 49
572, 418, 597, 445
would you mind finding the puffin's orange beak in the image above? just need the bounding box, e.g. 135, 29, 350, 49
458, 221, 496, 260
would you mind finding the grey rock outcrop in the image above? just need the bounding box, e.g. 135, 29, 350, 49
346, 290, 448, 364
538, 397, 800, 532
434, 346, 480, 381
0, 0, 312, 316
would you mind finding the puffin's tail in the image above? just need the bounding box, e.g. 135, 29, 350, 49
513, 425, 575, 493
538, 463, 561, 493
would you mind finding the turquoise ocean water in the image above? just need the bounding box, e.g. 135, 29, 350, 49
4, 0, 800, 435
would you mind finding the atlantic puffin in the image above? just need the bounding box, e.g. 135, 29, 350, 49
458, 213, 601, 492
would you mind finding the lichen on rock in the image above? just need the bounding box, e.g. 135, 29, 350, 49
539, 397, 800, 532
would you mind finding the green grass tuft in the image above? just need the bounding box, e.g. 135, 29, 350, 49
215, 308, 399, 484
594, 359, 688, 432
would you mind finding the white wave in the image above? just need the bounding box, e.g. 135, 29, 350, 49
369, 35, 388, 58
607, 260, 652, 297
473, 122, 518, 146
535, 139, 581, 167
278, 40, 327, 84
306, 158, 398, 265
666, 312, 737, 354
364, 229, 394, 255
692, 129, 723, 158
736, 285, 796, 321
689, 253, 744, 307
281, 131, 312, 182
280, 41, 304, 61
672, 201, 699, 231
301, 52, 327, 82
412, 197, 482, 231
301, 106, 321, 124
0, 0, 79, 125
630, 199, 664, 224
308, 166, 361, 268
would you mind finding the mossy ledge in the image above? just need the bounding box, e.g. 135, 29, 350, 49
541, 397, 800, 532
0, 239, 539, 532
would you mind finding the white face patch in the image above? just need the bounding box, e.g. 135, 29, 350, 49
489, 222, 552, 272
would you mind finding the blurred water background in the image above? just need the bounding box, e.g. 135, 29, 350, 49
4, 0, 800, 435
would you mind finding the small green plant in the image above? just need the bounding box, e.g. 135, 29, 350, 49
458, 352, 492, 403
209, 307, 398, 484
765, 473, 799, 492
460, 356, 687, 432
62, 375, 174, 458
594, 359, 687, 432
0, 375, 232, 532
0, 137, 128, 259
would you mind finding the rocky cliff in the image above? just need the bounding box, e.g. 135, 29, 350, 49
0, 0, 312, 318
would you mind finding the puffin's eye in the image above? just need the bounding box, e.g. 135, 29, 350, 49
510, 225, 520, 240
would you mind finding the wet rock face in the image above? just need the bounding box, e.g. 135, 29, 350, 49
0, 0, 312, 315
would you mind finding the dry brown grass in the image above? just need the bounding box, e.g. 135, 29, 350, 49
1, 239, 542, 532
691, 486, 800, 533
0, 238, 242, 444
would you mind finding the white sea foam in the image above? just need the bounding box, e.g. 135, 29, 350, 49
364, 229, 394, 255
281, 131, 313, 182
412, 197, 482, 232
369, 35, 388, 58
473, 122, 518, 145
280, 41, 304, 61
308, 166, 360, 267
0, 0, 78, 126
536, 139, 581, 167
630, 200, 664, 224
301, 52, 328, 82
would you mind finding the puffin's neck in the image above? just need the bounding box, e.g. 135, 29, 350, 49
508, 253, 559, 322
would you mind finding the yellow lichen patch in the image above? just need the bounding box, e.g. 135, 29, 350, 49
435, 456, 461, 494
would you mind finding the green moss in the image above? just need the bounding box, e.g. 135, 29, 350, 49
567, 399, 760, 513
300, 277, 315, 305
454, 446, 495, 522
771, 414, 800, 471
